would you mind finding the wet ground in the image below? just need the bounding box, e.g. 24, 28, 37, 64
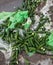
0, 0, 53, 65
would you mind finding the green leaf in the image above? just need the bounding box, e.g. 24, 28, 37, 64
7, 11, 28, 30
28, 51, 35, 57
28, 47, 36, 56
0, 12, 15, 21
47, 32, 53, 47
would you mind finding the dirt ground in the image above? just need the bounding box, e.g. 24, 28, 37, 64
0, 0, 23, 12
0, 0, 53, 65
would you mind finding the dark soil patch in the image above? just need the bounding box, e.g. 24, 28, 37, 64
0, 51, 6, 65
18, 51, 53, 65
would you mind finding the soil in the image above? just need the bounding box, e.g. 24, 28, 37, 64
18, 51, 53, 65
0, 0, 23, 12
35, 1, 46, 16
0, 51, 6, 65
50, 6, 53, 22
